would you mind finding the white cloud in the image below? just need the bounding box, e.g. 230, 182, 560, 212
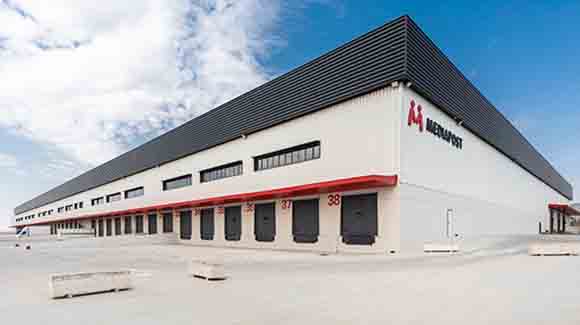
0, 153, 18, 168
0, 0, 280, 166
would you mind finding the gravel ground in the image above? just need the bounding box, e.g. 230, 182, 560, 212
1, 234, 580, 325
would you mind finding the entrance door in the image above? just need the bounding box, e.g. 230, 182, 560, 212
293, 199, 319, 243
225, 206, 242, 241
200, 208, 214, 240
180, 210, 192, 240
341, 193, 378, 245
148, 214, 157, 234
255, 202, 276, 242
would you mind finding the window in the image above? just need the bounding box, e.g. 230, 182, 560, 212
200, 161, 242, 183
74, 203, 79, 210
125, 187, 144, 199
106, 192, 122, 203
92, 197, 104, 206
163, 174, 192, 191
254, 141, 320, 171
78, 202, 83, 209
58, 207, 64, 213
65, 205, 73, 211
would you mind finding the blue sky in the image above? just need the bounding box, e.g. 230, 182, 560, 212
1, 0, 579, 228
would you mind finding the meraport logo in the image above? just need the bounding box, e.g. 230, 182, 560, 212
407, 98, 463, 150
407, 99, 423, 132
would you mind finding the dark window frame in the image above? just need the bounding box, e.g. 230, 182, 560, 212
91, 197, 104, 206
124, 187, 144, 199
106, 192, 122, 203
200, 161, 243, 183
254, 141, 320, 171
162, 174, 192, 191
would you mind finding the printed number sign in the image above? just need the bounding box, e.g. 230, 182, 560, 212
244, 203, 254, 213
281, 200, 292, 210
327, 194, 341, 206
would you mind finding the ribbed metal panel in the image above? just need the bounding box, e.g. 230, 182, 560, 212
14, 17, 408, 215
404, 17, 573, 199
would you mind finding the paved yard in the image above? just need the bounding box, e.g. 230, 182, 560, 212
1, 234, 580, 325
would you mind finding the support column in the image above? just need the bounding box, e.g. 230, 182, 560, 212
143, 213, 149, 235
562, 209, 567, 233
214, 206, 225, 242
174, 209, 180, 236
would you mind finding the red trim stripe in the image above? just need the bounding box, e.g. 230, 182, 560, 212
548, 203, 580, 216
14, 175, 397, 227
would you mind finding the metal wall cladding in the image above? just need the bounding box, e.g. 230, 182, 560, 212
15, 15, 572, 215
14, 17, 408, 215
404, 17, 572, 199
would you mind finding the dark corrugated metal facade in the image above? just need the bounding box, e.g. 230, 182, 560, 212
14, 16, 572, 215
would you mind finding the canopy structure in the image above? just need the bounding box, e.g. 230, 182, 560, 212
17, 174, 398, 227
547, 203, 580, 234
548, 203, 580, 216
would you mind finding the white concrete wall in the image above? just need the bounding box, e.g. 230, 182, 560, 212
14, 87, 402, 253
399, 87, 568, 251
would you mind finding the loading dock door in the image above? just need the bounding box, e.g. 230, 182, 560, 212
341, 193, 378, 245
255, 202, 276, 242
162, 213, 173, 233
180, 210, 192, 240
225, 206, 242, 241
98, 219, 104, 237
200, 208, 215, 240
135, 215, 144, 234
293, 199, 319, 243
124, 216, 132, 234
148, 214, 157, 234
106, 219, 112, 236
114, 218, 121, 235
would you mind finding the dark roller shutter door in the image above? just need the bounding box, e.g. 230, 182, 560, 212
225, 206, 242, 241
135, 215, 144, 234
180, 210, 192, 240
293, 199, 319, 243
91, 220, 96, 236
106, 219, 112, 236
148, 214, 157, 234
255, 202, 276, 242
98, 219, 104, 237
200, 208, 214, 240
124, 216, 132, 234
163, 212, 173, 233
341, 193, 378, 245
114, 218, 121, 235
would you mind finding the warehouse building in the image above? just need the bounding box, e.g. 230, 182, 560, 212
11, 16, 574, 253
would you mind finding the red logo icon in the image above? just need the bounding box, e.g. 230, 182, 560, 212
408, 99, 423, 132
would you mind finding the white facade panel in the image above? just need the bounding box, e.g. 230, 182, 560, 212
14, 87, 400, 248
399, 87, 568, 251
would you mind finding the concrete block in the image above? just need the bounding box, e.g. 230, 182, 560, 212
424, 242, 459, 253
528, 242, 578, 256
188, 261, 227, 280
49, 270, 133, 299
57, 228, 95, 240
